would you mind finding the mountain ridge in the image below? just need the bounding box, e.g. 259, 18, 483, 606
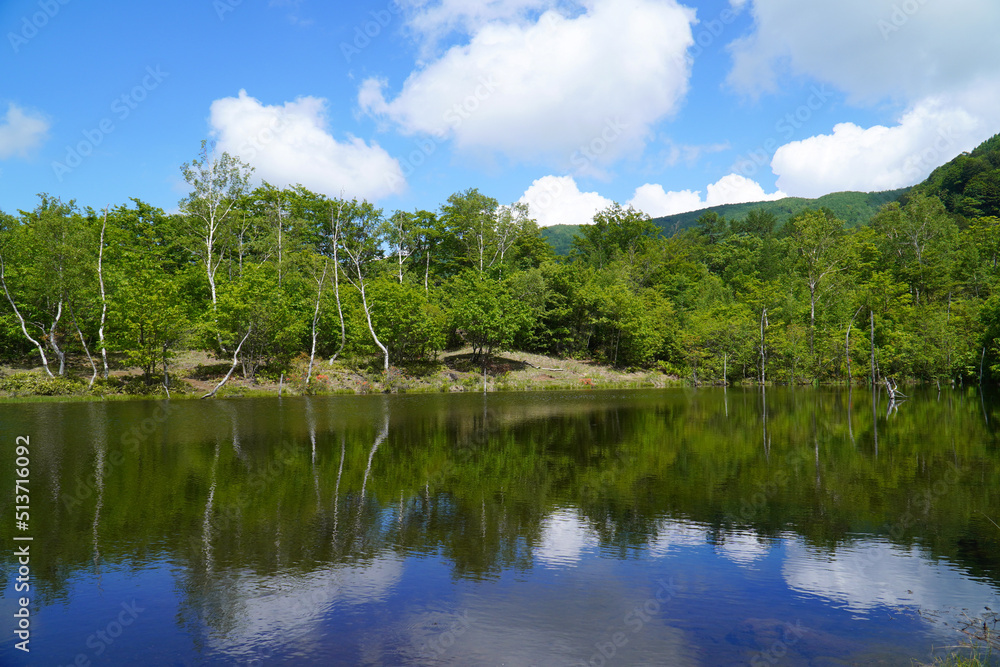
540, 188, 910, 255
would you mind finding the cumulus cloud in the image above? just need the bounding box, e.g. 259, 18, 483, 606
209, 90, 405, 200
628, 184, 702, 218
519, 175, 612, 227
397, 0, 565, 53
770, 99, 982, 197
727, 2, 1000, 197
360, 0, 694, 172
727, 0, 1000, 102
626, 174, 785, 218
520, 173, 786, 225
705, 173, 786, 206
0, 103, 49, 159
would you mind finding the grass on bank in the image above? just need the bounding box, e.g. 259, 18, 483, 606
0, 348, 682, 401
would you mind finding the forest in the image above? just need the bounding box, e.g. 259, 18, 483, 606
2, 133, 1000, 393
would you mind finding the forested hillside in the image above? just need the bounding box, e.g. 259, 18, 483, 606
541, 188, 909, 254
910, 132, 1000, 219
3, 136, 1000, 391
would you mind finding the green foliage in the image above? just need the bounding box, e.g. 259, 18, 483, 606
8, 134, 1000, 389
571, 202, 659, 268
652, 188, 910, 234
113, 268, 187, 384
448, 271, 533, 362
538, 224, 581, 256
913, 132, 1000, 219
370, 279, 447, 364
215, 263, 307, 379
0, 371, 87, 396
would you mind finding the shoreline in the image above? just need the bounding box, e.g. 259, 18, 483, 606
0, 348, 683, 402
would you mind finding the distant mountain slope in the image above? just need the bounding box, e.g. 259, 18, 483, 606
909, 132, 1000, 219
539, 188, 909, 254
539, 224, 583, 256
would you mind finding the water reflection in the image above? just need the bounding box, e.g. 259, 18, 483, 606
1, 388, 999, 665
782, 538, 999, 617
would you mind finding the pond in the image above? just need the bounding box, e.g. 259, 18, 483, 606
2, 388, 999, 665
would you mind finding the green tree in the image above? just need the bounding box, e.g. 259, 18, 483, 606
216, 263, 306, 380
449, 271, 533, 364
788, 210, 845, 355
370, 279, 447, 364
0, 195, 96, 377
571, 202, 659, 269
440, 189, 533, 277
179, 141, 254, 330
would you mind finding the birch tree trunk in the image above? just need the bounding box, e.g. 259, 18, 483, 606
0, 254, 54, 377
329, 200, 347, 364
50, 299, 66, 376
306, 259, 328, 385
97, 207, 109, 379
202, 326, 252, 398
870, 308, 876, 385
71, 308, 98, 388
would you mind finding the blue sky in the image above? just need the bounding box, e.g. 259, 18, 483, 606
2, 0, 998, 225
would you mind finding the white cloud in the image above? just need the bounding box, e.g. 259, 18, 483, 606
627, 174, 786, 218
519, 175, 612, 227
209, 90, 405, 200
628, 184, 703, 218
521, 172, 786, 226
727, 1, 1000, 197
398, 0, 564, 53
534, 509, 598, 567
782, 538, 1000, 618
0, 104, 49, 159
202, 556, 404, 659
705, 173, 786, 206
770, 99, 982, 198
646, 518, 709, 557
715, 530, 771, 567
518, 174, 788, 227
727, 0, 1000, 102
360, 0, 694, 172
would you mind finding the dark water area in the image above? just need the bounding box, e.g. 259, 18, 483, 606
1, 387, 999, 665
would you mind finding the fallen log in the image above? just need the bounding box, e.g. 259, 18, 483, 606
522, 360, 566, 372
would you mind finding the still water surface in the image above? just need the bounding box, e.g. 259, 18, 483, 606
2, 388, 999, 665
